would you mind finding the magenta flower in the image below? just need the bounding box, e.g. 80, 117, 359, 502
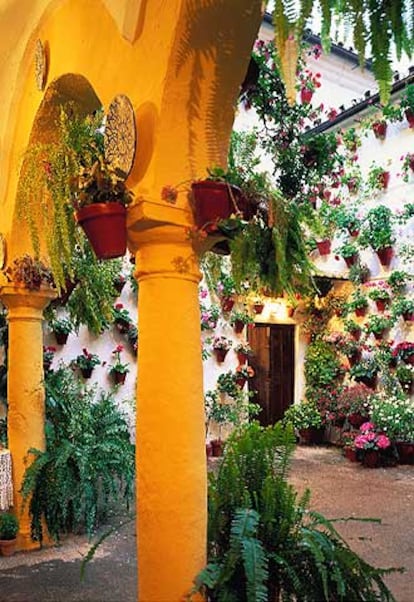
376, 435, 391, 449
360, 422, 375, 433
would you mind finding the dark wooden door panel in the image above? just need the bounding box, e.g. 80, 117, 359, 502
249, 324, 294, 426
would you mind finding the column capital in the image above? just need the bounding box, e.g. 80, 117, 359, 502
127, 200, 201, 284
0, 285, 56, 320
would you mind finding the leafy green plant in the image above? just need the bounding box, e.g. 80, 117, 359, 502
359, 205, 395, 252
388, 270, 410, 293
283, 401, 322, 430
191, 422, 398, 601
229, 308, 253, 326
350, 358, 379, 382
347, 288, 369, 312
305, 339, 343, 390
392, 296, 414, 319
0, 513, 19, 540
47, 314, 74, 335
336, 240, 359, 261
348, 262, 370, 285
365, 314, 394, 336
72, 348, 101, 371
332, 205, 361, 235
21, 366, 134, 542
5, 255, 54, 291
367, 163, 390, 192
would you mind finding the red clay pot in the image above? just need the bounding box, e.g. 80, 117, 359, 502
54, 332, 69, 345
405, 108, 414, 128
378, 171, 390, 190
211, 439, 224, 457
372, 120, 387, 140
316, 240, 331, 256
191, 181, 241, 232
233, 320, 245, 334
376, 247, 393, 267
300, 87, 313, 104
403, 312, 414, 322
221, 297, 235, 313
237, 351, 248, 365
81, 367, 93, 379
396, 441, 414, 465
362, 450, 380, 468
355, 307, 367, 318
344, 448, 359, 463
375, 299, 389, 312
253, 303, 264, 315
112, 371, 127, 385
299, 427, 324, 445
205, 442, 213, 458
213, 348, 228, 363
344, 254, 358, 268
76, 202, 127, 259
235, 376, 247, 389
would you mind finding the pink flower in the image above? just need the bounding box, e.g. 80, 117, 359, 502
115, 303, 123, 310
376, 435, 390, 449
360, 422, 374, 432
355, 435, 368, 449
114, 345, 124, 353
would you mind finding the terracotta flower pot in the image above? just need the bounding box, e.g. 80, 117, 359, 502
221, 297, 235, 313
372, 120, 387, 140
76, 202, 127, 259
235, 376, 247, 389
376, 247, 393, 267
205, 442, 213, 458
191, 181, 241, 232
403, 311, 414, 322
211, 439, 224, 457
253, 303, 264, 315
362, 450, 380, 468
344, 448, 359, 463
299, 427, 324, 445
115, 318, 131, 334
350, 329, 361, 342
112, 371, 127, 385
344, 254, 358, 268
237, 351, 248, 365
54, 331, 69, 345
375, 299, 389, 312
214, 348, 228, 363
348, 350, 362, 367
80, 367, 93, 379
0, 538, 17, 557
300, 87, 313, 104
396, 441, 414, 465
233, 320, 245, 334
404, 108, 414, 128
316, 239, 331, 256
348, 228, 360, 237
355, 307, 367, 318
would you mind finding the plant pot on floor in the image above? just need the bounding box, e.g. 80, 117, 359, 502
396, 441, 414, 465
362, 450, 381, 468
0, 538, 17, 557
299, 427, 324, 445
344, 447, 359, 462
76, 202, 127, 260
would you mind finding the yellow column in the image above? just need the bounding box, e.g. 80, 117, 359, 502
0, 284, 55, 550
129, 212, 206, 602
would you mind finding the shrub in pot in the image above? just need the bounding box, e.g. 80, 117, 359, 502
0, 513, 19, 556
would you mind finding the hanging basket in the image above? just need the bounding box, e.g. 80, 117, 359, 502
54, 331, 69, 345
75, 202, 127, 259
191, 181, 241, 232
316, 239, 331, 256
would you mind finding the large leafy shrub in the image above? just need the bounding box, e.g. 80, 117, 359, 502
21, 365, 134, 542
192, 422, 398, 601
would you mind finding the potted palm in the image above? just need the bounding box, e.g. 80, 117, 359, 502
0, 512, 19, 556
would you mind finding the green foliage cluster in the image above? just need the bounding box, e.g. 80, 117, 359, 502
0, 513, 19, 540
359, 205, 395, 252
304, 339, 343, 393
21, 366, 135, 543
192, 422, 398, 601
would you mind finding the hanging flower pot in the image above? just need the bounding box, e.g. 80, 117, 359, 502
111, 370, 127, 385
54, 331, 69, 345
348, 350, 362, 367
375, 299, 389, 312
344, 254, 358, 268
237, 351, 248, 365
373, 329, 387, 341
235, 376, 246, 389
81, 367, 93, 379
213, 348, 229, 363
191, 181, 241, 232
221, 296, 235, 313
403, 311, 414, 322
376, 246, 393, 267
405, 108, 414, 128
348, 228, 360, 237
316, 239, 331, 256
75, 202, 127, 259
233, 319, 245, 334
205, 442, 213, 458
300, 87, 313, 104
350, 328, 362, 342
371, 120, 387, 140
211, 439, 224, 457
253, 303, 264, 315
355, 307, 367, 318
378, 170, 390, 190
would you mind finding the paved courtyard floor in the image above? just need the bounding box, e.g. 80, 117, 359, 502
0, 445, 412, 602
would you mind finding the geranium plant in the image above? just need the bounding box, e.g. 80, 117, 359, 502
354, 422, 391, 452
365, 314, 394, 336
109, 345, 130, 375
212, 336, 232, 351
367, 162, 390, 192
200, 303, 220, 331
234, 342, 253, 357
73, 348, 101, 371
392, 341, 414, 363
399, 152, 414, 182
6, 255, 54, 291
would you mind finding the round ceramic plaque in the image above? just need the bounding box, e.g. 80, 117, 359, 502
104, 95, 136, 178
35, 39, 47, 91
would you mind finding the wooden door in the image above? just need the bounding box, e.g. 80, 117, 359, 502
249, 324, 295, 425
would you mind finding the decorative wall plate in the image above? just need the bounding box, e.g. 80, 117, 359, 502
35, 39, 47, 91
104, 95, 136, 178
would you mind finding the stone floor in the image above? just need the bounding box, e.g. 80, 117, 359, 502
0, 445, 413, 602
